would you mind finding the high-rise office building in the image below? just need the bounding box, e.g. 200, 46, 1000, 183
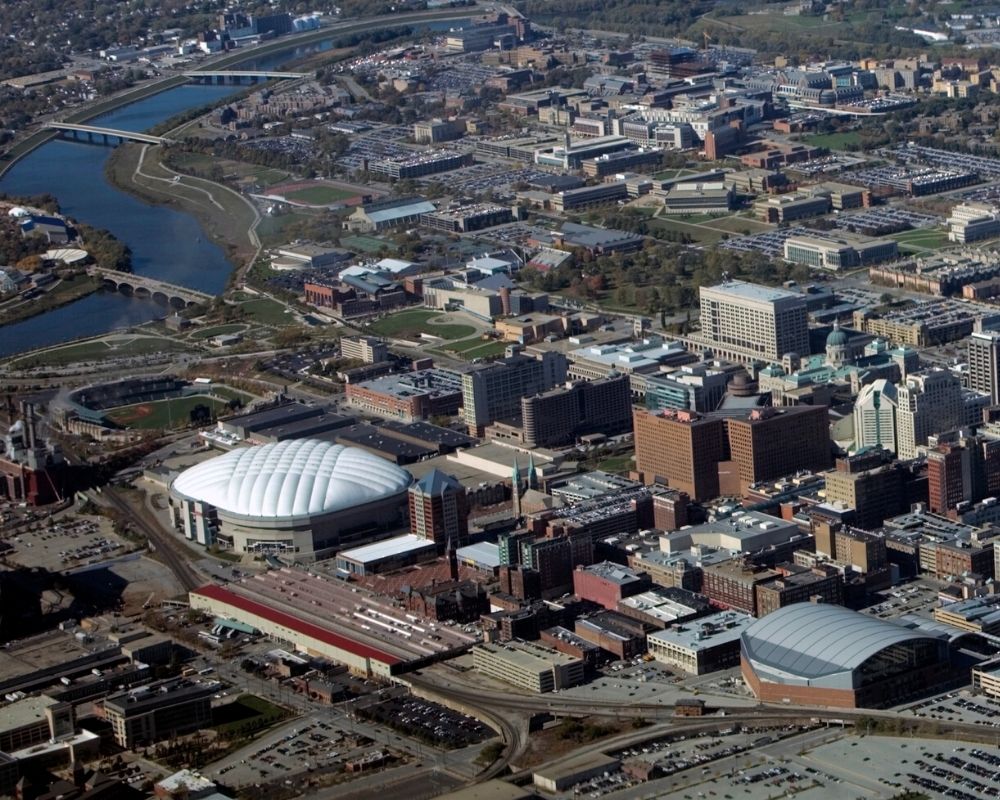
724, 406, 832, 492
853, 379, 898, 454
521, 373, 632, 448
969, 331, 1000, 403
699, 280, 809, 363
895, 370, 963, 459
927, 443, 972, 515
633, 408, 728, 501
925, 428, 1000, 514
824, 450, 911, 530
408, 469, 469, 546
461, 351, 568, 434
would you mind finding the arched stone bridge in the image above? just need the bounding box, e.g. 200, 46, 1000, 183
88, 267, 215, 309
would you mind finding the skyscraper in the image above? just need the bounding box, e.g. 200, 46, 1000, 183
408, 469, 469, 547
968, 331, 1000, 403
895, 370, 963, 460
853, 379, 899, 454
698, 279, 809, 363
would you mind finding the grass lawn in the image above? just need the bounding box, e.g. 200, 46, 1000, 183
10, 336, 189, 369
369, 309, 476, 341
255, 213, 309, 247
597, 454, 634, 474
801, 131, 862, 151
711, 13, 844, 32
456, 340, 508, 360
211, 385, 254, 403
240, 298, 293, 326
212, 695, 290, 737
648, 217, 726, 244
709, 216, 773, 234
106, 395, 231, 429
191, 323, 248, 340
282, 185, 356, 205
653, 168, 698, 181
171, 152, 290, 188
446, 336, 496, 353
890, 228, 950, 250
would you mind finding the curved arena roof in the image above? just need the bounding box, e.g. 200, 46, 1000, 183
171, 439, 411, 519
741, 603, 941, 686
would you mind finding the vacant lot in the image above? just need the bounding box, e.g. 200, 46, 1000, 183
106, 395, 230, 429
369, 309, 477, 340
213, 694, 290, 737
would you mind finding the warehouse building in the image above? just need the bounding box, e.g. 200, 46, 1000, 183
190, 569, 477, 678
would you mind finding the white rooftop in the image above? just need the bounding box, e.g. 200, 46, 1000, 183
647, 611, 753, 652
170, 439, 412, 519
337, 533, 436, 564
701, 279, 803, 305
457, 541, 501, 569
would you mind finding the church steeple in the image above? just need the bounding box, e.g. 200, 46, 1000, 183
512, 457, 522, 519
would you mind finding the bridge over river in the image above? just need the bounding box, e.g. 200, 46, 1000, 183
88, 267, 214, 308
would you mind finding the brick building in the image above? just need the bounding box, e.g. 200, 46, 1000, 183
633, 408, 727, 501
572, 562, 651, 609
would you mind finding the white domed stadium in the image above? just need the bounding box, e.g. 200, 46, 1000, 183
169, 439, 412, 560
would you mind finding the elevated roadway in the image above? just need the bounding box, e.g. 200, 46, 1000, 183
184, 70, 306, 82
46, 122, 173, 146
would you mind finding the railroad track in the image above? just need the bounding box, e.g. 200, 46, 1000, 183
101, 486, 203, 593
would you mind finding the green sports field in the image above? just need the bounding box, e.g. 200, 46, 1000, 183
282, 185, 357, 205
106, 395, 230, 429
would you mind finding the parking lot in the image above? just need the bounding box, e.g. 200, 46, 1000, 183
354, 695, 490, 748
591, 731, 1000, 800
892, 142, 1000, 181
2, 513, 132, 572
208, 716, 394, 787
907, 691, 1000, 728
720, 226, 813, 257
834, 206, 940, 235
417, 163, 555, 199
861, 580, 942, 621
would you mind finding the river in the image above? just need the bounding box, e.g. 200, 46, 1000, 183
0, 17, 469, 359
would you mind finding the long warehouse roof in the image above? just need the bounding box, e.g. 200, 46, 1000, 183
191, 583, 402, 666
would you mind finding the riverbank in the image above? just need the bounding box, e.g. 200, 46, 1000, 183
0, 8, 478, 181
0, 273, 100, 327
105, 143, 258, 270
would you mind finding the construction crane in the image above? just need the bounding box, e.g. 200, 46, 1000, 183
703, 30, 712, 51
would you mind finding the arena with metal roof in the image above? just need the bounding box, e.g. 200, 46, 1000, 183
740, 603, 952, 708
168, 439, 413, 561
